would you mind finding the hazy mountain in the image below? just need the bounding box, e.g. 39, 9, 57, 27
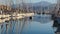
12, 1, 52, 8
12, 1, 56, 12
30, 1, 56, 11
32, 1, 52, 7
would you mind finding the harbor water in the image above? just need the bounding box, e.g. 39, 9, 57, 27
0, 14, 58, 34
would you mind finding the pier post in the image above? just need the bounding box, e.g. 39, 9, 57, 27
0, 25, 1, 34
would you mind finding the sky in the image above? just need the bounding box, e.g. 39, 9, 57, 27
0, 0, 57, 5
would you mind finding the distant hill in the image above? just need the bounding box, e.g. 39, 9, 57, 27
30, 1, 56, 11
11, 1, 57, 12
32, 1, 52, 7
12, 1, 52, 8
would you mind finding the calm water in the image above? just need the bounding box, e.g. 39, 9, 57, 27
0, 14, 57, 34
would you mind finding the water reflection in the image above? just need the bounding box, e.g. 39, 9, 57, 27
0, 14, 57, 34
33, 14, 52, 23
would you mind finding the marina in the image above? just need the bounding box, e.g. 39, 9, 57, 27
0, 0, 60, 34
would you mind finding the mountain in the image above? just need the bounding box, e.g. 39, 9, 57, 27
32, 1, 57, 11
12, 1, 52, 8
32, 1, 52, 7
11, 1, 57, 12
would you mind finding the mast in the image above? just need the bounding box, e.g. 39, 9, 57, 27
6, 0, 12, 6
29, 0, 33, 13
55, 0, 60, 16
41, 4, 42, 15
21, 0, 24, 13
57, 0, 59, 12
52, 0, 59, 16
25, 0, 29, 13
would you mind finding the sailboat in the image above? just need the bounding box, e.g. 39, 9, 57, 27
52, 0, 60, 24
0, 10, 5, 19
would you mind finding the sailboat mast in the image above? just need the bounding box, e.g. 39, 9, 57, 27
30, 0, 33, 13
57, 0, 59, 11
21, 0, 24, 13
55, 0, 60, 16
41, 4, 42, 15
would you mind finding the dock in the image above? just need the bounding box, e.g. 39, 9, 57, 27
0, 13, 34, 24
